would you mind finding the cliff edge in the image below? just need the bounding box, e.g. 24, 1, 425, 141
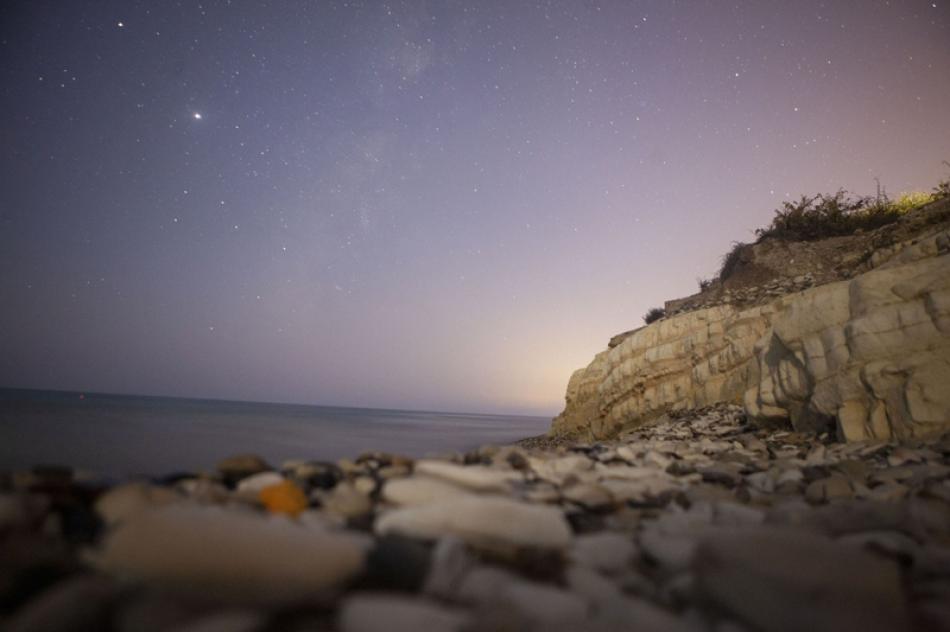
553, 195, 950, 442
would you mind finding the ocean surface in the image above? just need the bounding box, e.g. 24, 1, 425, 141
0, 388, 552, 477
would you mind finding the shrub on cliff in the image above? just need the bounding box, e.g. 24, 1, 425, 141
718, 241, 749, 281
643, 307, 665, 324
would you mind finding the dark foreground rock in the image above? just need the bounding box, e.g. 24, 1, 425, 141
2, 404, 949, 631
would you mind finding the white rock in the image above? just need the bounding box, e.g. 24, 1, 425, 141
412, 461, 522, 492
694, 527, 908, 632
95, 483, 180, 527
501, 580, 588, 626
92, 504, 366, 605
338, 594, 470, 632
172, 611, 266, 632
317, 481, 372, 518
234, 472, 284, 497
381, 476, 474, 507
456, 566, 521, 604
375, 496, 572, 551
423, 536, 475, 599
569, 532, 638, 575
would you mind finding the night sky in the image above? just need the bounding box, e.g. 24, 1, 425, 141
1, 1, 948, 415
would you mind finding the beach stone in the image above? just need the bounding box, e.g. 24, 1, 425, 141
337, 594, 470, 632
318, 481, 373, 519
259, 480, 308, 516
5, 575, 119, 632
564, 564, 624, 609
569, 532, 638, 575
693, 527, 908, 632
0, 493, 49, 531
532, 455, 594, 484
216, 454, 271, 485
92, 504, 367, 605
640, 504, 714, 572
804, 476, 853, 504
381, 476, 473, 507
235, 472, 285, 498
561, 482, 613, 510
499, 579, 588, 627
593, 596, 691, 632
177, 479, 230, 504
94, 483, 180, 527
375, 496, 572, 552
362, 534, 432, 593
112, 591, 200, 632
412, 461, 522, 493
456, 566, 522, 604
423, 536, 475, 599
173, 610, 267, 632
286, 461, 341, 491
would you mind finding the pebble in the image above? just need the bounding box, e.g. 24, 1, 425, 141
94, 483, 180, 527
375, 496, 572, 552
412, 461, 523, 493
4, 575, 119, 632
338, 594, 471, 632
569, 532, 638, 575
381, 476, 474, 507
92, 504, 367, 605
216, 454, 271, 485
693, 527, 908, 632
258, 480, 308, 516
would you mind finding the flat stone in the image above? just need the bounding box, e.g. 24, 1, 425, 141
4, 575, 118, 632
318, 481, 373, 518
693, 527, 908, 632
500, 579, 588, 627
338, 594, 470, 632
234, 472, 285, 498
173, 611, 267, 632
423, 536, 474, 599
561, 482, 614, 510
216, 454, 271, 485
381, 476, 473, 507
804, 476, 853, 504
456, 566, 521, 605
412, 461, 522, 493
375, 496, 572, 552
569, 532, 638, 575
94, 483, 181, 527
92, 504, 367, 605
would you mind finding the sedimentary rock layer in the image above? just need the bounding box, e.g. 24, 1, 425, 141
552, 229, 950, 441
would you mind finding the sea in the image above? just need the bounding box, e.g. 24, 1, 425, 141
0, 388, 552, 477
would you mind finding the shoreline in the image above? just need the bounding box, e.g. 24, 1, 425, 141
2, 404, 949, 631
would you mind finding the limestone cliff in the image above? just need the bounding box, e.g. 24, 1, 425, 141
553, 201, 950, 441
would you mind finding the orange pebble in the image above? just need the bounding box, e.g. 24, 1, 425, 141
259, 480, 308, 516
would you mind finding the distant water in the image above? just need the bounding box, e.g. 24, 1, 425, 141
0, 388, 551, 477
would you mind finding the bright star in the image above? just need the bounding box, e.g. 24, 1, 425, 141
193, 112, 202, 120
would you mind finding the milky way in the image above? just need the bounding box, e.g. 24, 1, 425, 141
1, 1, 948, 414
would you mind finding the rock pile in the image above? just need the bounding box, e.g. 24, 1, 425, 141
2, 404, 949, 631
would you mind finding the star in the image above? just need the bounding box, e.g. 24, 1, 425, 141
193, 112, 202, 120
117, 21, 124, 28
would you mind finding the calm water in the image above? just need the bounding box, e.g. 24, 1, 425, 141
0, 388, 551, 476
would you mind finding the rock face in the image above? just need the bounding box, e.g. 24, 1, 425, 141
552, 225, 950, 441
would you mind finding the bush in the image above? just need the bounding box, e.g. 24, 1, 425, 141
749, 188, 934, 243
643, 307, 665, 324
718, 241, 748, 281
890, 191, 936, 214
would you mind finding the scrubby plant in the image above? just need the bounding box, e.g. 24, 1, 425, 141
934, 161, 950, 200
643, 307, 665, 324
697, 277, 713, 292
890, 191, 936, 214
718, 241, 748, 281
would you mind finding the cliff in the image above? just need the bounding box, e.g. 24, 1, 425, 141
552, 197, 950, 441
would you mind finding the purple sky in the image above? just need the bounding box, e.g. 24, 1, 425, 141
1, 1, 948, 415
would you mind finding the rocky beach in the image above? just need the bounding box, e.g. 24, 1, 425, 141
4, 196, 950, 631
2, 405, 949, 631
